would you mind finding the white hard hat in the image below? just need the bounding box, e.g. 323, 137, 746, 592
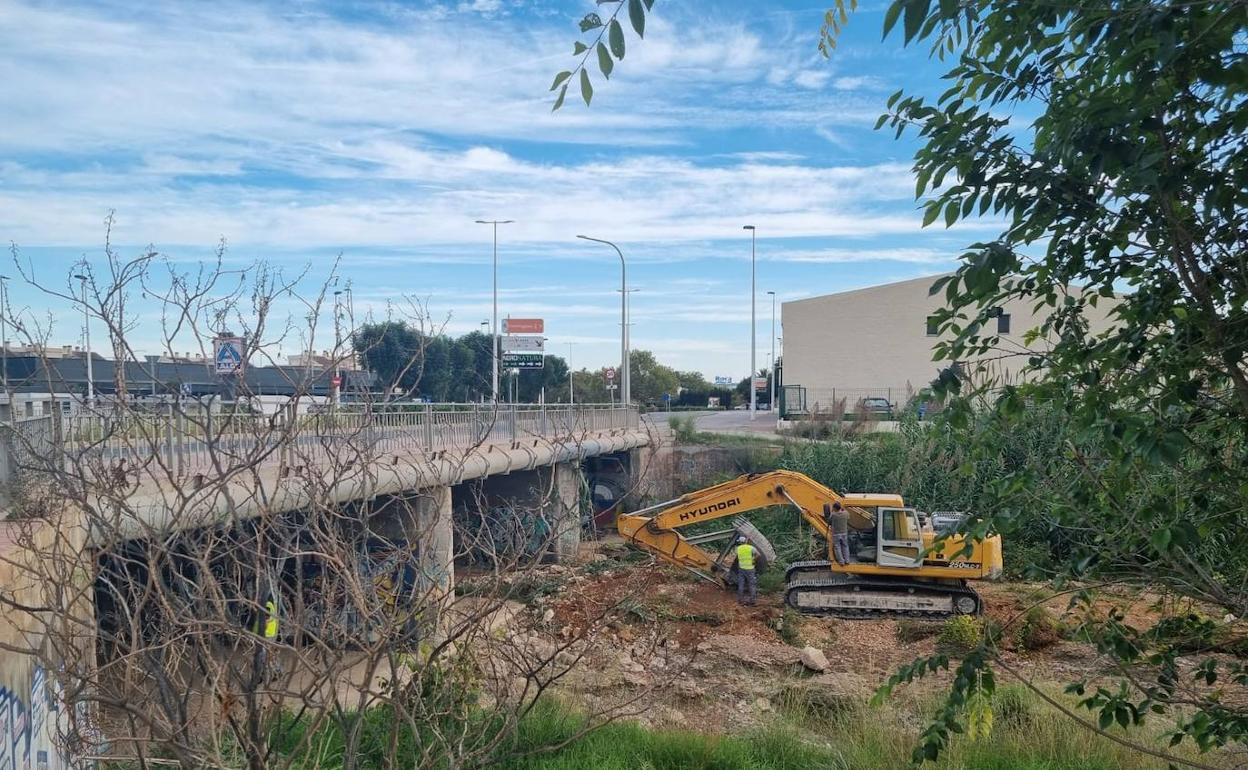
737, 535, 748, 544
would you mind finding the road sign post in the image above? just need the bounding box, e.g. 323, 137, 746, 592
213, 336, 246, 403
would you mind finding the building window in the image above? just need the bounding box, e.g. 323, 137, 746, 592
925, 316, 939, 336
997, 313, 1011, 334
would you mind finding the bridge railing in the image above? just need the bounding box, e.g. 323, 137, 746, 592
2, 403, 640, 482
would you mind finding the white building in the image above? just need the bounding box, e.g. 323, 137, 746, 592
780, 273, 1115, 412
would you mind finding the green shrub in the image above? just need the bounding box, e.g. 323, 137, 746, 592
776, 681, 861, 725
993, 684, 1037, 727
938, 614, 983, 653
895, 619, 942, 643
771, 608, 804, 647
1020, 606, 1061, 651
669, 415, 699, 442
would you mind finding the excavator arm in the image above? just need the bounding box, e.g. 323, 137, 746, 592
616, 470, 903, 584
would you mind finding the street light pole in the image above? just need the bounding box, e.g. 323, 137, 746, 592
73, 272, 94, 409
476, 219, 514, 403
0, 275, 9, 399
576, 235, 629, 406
743, 226, 757, 421
767, 290, 776, 413
333, 288, 344, 406
567, 342, 575, 405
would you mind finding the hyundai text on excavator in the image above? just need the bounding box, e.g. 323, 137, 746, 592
616, 470, 1003, 619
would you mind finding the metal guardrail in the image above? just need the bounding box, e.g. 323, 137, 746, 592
5, 403, 640, 481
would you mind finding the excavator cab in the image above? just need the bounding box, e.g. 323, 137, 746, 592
876, 507, 924, 568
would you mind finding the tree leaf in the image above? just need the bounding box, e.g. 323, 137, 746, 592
550, 71, 572, 92
597, 42, 614, 79
903, 0, 931, 44
579, 12, 604, 32
552, 82, 568, 112
883, 1, 903, 38
609, 18, 627, 58
643, 0, 654, 9
580, 68, 594, 106
574, 41, 589, 55
629, 0, 646, 38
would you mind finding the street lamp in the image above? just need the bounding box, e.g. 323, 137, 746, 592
743, 225, 757, 421
0, 275, 9, 400
576, 235, 630, 406
766, 290, 776, 414
333, 288, 345, 405
475, 219, 514, 403
73, 272, 94, 409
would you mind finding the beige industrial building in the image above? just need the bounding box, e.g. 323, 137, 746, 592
780, 273, 1114, 412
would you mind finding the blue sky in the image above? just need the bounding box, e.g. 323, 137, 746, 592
0, 0, 996, 379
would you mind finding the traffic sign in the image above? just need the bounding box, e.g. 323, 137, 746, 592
502, 352, 544, 370
501, 335, 545, 352
753, 377, 768, 391
502, 318, 544, 334
331, 375, 342, 388
213, 336, 245, 375
605, 367, 616, 381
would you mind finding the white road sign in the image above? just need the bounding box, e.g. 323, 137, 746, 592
501, 335, 545, 352
213, 336, 245, 375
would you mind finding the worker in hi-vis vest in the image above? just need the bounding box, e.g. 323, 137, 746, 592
735, 536, 759, 606
253, 597, 279, 639
252, 595, 280, 680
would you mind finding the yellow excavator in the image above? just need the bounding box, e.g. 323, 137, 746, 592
616, 470, 1003, 618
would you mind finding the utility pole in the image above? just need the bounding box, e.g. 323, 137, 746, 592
0, 275, 9, 401
743, 226, 757, 421
73, 272, 94, 409
475, 219, 514, 403
576, 235, 630, 405
767, 290, 776, 413
333, 288, 344, 406
567, 342, 575, 405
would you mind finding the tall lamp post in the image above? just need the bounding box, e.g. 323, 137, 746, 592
576, 235, 630, 406
766, 290, 776, 414
0, 275, 9, 398
567, 342, 575, 405
743, 225, 757, 420
475, 219, 514, 403
73, 272, 94, 409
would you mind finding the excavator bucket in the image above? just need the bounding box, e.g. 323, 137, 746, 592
732, 517, 777, 569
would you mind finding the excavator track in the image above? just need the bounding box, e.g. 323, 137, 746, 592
784, 571, 981, 619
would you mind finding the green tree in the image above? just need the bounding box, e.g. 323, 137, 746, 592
627, 349, 680, 405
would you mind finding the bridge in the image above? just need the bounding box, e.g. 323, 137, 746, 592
1, 402, 651, 592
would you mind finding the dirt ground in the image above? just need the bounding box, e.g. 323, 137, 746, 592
489, 538, 1236, 733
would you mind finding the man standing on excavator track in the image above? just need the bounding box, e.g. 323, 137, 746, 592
825, 502, 851, 565
735, 535, 759, 606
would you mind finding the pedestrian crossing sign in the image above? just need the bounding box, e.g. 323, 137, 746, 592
213, 336, 245, 375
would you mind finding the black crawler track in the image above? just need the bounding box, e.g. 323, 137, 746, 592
782, 569, 982, 620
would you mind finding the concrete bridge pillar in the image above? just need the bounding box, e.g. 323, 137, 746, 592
549, 461, 582, 563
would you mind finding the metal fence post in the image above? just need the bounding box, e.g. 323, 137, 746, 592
164, 402, 176, 476
539, 405, 548, 437
424, 403, 434, 450
509, 404, 517, 441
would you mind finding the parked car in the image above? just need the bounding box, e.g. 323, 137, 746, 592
860, 397, 894, 419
